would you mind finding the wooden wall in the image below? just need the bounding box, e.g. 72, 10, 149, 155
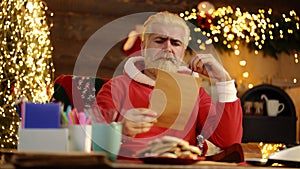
44, 0, 300, 78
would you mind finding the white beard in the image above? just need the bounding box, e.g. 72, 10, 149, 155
144, 51, 181, 75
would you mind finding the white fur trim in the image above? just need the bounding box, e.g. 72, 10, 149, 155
124, 57, 237, 102
123, 56, 198, 86
124, 56, 155, 86
216, 80, 238, 102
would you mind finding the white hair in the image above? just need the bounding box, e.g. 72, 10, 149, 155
142, 11, 190, 47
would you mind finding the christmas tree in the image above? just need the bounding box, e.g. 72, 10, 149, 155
0, 0, 54, 149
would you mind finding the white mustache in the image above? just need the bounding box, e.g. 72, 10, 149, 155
155, 52, 179, 64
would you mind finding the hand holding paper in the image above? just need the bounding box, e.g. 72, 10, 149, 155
122, 108, 158, 137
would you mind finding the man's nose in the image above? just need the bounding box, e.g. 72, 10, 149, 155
163, 40, 172, 52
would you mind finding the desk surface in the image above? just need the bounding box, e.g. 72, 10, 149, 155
0, 158, 293, 169
0, 144, 294, 169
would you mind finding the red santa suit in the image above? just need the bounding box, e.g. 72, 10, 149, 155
96, 56, 243, 158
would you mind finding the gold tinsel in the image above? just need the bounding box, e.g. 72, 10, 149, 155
0, 0, 54, 149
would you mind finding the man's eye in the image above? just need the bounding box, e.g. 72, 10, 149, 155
171, 41, 182, 46
155, 40, 164, 44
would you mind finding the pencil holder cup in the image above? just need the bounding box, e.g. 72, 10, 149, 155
68, 125, 92, 152
91, 122, 122, 161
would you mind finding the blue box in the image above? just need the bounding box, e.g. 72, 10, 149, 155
22, 102, 61, 128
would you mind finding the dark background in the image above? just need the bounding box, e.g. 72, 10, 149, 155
44, 0, 300, 78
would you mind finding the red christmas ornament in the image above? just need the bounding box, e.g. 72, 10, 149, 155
197, 13, 213, 30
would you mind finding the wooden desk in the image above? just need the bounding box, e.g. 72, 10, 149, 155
0, 144, 292, 169
0, 158, 293, 169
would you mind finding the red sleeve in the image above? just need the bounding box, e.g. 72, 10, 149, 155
96, 76, 136, 123
197, 88, 243, 148
96, 77, 126, 123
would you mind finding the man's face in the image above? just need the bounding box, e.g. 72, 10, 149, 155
143, 24, 186, 74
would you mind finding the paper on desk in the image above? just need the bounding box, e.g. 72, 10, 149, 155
149, 70, 201, 130
268, 145, 300, 162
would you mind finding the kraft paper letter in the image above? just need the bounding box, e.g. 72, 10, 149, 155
149, 70, 202, 130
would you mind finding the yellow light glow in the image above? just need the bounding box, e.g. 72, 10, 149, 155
227, 34, 235, 40
243, 72, 249, 78
248, 84, 253, 89
213, 37, 219, 42
293, 78, 297, 83
224, 26, 230, 33
26, 2, 34, 13
0, 0, 54, 148
234, 50, 240, 55
183, 4, 299, 67
205, 39, 212, 44
239, 60, 247, 66
258, 142, 286, 159
199, 43, 206, 50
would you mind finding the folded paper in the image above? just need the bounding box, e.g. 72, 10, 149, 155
149, 70, 201, 130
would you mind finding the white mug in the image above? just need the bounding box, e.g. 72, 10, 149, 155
266, 100, 285, 117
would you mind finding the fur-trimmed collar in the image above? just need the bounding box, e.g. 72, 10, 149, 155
123, 56, 198, 86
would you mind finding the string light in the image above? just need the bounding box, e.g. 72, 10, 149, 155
258, 142, 286, 159
294, 52, 299, 64
180, 6, 300, 58
242, 72, 249, 78
239, 60, 247, 66
0, 0, 54, 148
179, 5, 300, 89
293, 78, 297, 84
248, 83, 253, 89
